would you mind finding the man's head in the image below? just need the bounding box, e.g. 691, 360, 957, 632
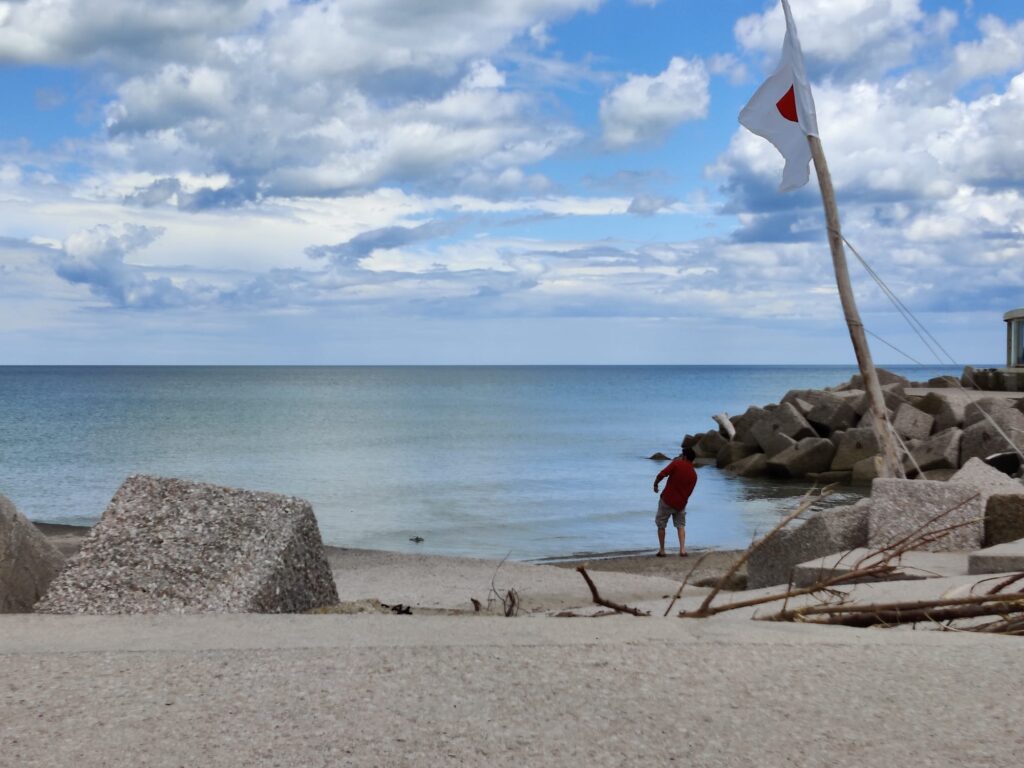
680, 446, 696, 462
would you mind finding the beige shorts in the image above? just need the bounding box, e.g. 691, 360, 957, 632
655, 498, 686, 529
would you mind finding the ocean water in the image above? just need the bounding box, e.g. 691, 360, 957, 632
0, 365, 967, 560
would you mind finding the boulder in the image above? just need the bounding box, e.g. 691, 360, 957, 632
961, 365, 978, 388
833, 389, 869, 415
959, 410, 1024, 465
921, 469, 958, 482
831, 428, 880, 471
693, 430, 728, 459
766, 437, 837, 479
892, 403, 934, 441
881, 384, 909, 413
926, 376, 959, 388
984, 495, 1024, 547
648, 452, 671, 461
867, 479, 986, 552
682, 434, 700, 450
806, 397, 859, 437
851, 456, 882, 484
963, 398, 1022, 429
751, 428, 797, 459
716, 442, 757, 469
749, 402, 815, 455
906, 427, 962, 474
731, 406, 769, 448
35, 475, 339, 615
747, 501, 870, 589
0, 495, 66, 613
724, 453, 768, 478
949, 458, 1024, 503
1016, 399, 1024, 416
846, 368, 910, 390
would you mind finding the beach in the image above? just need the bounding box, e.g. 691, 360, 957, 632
5, 524, 1022, 767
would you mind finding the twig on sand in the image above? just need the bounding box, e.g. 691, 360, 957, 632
663, 551, 713, 617
576, 566, 650, 616
486, 552, 521, 617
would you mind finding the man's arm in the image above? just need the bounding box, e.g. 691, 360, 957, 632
653, 462, 674, 493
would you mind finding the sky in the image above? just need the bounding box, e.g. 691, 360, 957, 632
1, 0, 1023, 365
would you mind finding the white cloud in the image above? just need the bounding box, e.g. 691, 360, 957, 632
952, 15, 1024, 83
600, 57, 710, 148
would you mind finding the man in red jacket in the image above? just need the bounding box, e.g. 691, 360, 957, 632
653, 446, 698, 557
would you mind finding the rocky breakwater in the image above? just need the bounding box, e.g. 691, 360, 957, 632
36, 475, 339, 614
685, 368, 1024, 484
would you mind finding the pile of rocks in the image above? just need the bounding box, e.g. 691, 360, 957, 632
36, 475, 339, 614
685, 368, 1024, 484
0, 494, 65, 613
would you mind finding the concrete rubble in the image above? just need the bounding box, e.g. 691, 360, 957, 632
0, 494, 66, 613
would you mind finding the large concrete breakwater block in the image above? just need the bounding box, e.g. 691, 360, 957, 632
0, 494, 66, 613
36, 476, 339, 614
867, 479, 986, 553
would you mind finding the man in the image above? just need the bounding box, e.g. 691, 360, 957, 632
652, 446, 698, 557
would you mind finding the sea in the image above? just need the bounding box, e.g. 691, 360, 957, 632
0, 365, 971, 560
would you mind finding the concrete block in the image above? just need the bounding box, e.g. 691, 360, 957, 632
716, 441, 757, 469
767, 437, 837, 479
867, 479, 985, 552
907, 427, 961, 473
731, 406, 768, 447
806, 470, 853, 485
967, 538, 1024, 575
0, 494, 66, 613
847, 368, 911, 390
694, 430, 728, 459
950, 458, 1024, 502
963, 398, 1021, 428
792, 548, 968, 588
747, 502, 870, 589
831, 428, 880, 471
959, 411, 1024, 465
851, 456, 882, 484
723, 452, 768, 477
750, 402, 815, 455
806, 398, 859, 437
36, 475, 339, 615
751, 422, 798, 458
984, 495, 1024, 547
892, 403, 934, 441
921, 469, 958, 482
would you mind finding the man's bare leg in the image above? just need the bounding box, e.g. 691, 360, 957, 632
657, 528, 667, 556
677, 526, 687, 556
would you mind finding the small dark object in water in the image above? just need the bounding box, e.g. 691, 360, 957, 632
409, 536, 424, 543
648, 452, 671, 461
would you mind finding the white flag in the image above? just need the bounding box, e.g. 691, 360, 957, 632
739, 0, 819, 192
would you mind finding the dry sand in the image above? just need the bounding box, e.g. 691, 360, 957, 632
5, 523, 1020, 767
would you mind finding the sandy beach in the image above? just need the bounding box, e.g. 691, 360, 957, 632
3, 523, 1021, 767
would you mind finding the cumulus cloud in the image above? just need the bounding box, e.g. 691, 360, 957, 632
951, 15, 1024, 83
51, 224, 197, 308
600, 57, 710, 148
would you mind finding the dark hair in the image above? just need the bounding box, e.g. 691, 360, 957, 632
681, 446, 696, 462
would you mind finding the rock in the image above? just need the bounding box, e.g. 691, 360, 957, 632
749, 402, 815, 455
723, 453, 768, 477
833, 389, 869, 415
851, 456, 882, 484
907, 428, 962, 474
732, 406, 769, 448
716, 442, 757, 469
648, 452, 671, 461
0, 495, 66, 613
963, 398, 1022, 429
983, 451, 1022, 476
750, 428, 797, 459
959, 410, 1024, 465
961, 365, 978, 388
766, 438, 837, 479
867, 479, 986, 552
921, 469, 958, 481
694, 430, 728, 459
984, 495, 1024, 547
892, 403, 934, 441
949, 458, 1024, 503
881, 384, 909, 413
806, 470, 853, 484
831, 428, 880, 471
682, 434, 700, 450
927, 376, 959, 388
850, 368, 910, 389
1016, 399, 1024, 416
747, 501, 870, 589
35, 475, 340, 615
806, 397, 858, 437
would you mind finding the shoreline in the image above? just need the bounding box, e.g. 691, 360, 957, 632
33, 521, 748, 589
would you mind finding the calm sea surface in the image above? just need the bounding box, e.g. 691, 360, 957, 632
0, 365, 966, 560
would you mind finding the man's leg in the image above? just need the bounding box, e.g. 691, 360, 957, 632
676, 526, 687, 556
657, 527, 667, 556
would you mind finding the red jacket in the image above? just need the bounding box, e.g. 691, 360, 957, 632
656, 458, 697, 512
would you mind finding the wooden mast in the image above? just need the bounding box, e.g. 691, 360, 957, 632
807, 135, 905, 479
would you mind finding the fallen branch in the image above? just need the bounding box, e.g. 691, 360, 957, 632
663, 551, 713, 617
576, 566, 649, 617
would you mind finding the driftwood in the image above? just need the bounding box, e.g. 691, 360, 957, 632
576, 566, 649, 616
663, 551, 713, 617
712, 413, 736, 440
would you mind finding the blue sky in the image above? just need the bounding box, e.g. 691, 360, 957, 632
1, 0, 1022, 364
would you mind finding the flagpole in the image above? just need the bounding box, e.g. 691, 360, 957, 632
807, 135, 905, 479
